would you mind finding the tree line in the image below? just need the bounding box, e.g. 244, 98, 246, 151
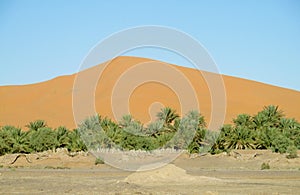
0, 105, 299, 158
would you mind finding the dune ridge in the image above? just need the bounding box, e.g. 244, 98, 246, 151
1, 56, 300, 129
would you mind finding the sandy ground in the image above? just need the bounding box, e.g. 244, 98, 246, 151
1, 149, 300, 194
1, 56, 300, 129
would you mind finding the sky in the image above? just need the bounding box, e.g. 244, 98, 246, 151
0, 0, 300, 91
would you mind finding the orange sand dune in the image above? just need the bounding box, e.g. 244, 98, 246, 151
1, 56, 300, 129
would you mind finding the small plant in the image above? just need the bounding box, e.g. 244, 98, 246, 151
95, 157, 104, 165
8, 166, 16, 171
44, 166, 56, 169
0, 165, 3, 168
261, 162, 270, 170
56, 166, 70, 169
44, 166, 70, 169
286, 145, 298, 159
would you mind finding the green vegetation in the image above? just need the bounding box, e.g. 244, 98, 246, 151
286, 145, 298, 159
261, 162, 270, 170
0, 105, 299, 158
44, 166, 70, 169
95, 157, 104, 165
0, 121, 86, 156
211, 105, 300, 155
77, 108, 207, 152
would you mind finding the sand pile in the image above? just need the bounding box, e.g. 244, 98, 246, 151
124, 164, 222, 185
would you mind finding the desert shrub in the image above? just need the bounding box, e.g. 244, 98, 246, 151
286, 145, 298, 159
270, 133, 293, 153
95, 157, 104, 165
116, 131, 159, 151
261, 162, 270, 170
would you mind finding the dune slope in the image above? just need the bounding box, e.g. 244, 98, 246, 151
1, 56, 299, 129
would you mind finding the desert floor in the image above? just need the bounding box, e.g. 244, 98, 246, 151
1, 149, 300, 194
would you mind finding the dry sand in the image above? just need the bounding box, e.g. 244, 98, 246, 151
1, 150, 300, 194
1, 56, 300, 129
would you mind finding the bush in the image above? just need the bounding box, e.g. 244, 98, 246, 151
286, 145, 298, 159
270, 134, 292, 154
261, 162, 270, 170
95, 157, 104, 165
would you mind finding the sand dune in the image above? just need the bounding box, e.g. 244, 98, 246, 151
1, 56, 299, 129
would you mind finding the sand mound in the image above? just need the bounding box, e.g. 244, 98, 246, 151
124, 164, 221, 185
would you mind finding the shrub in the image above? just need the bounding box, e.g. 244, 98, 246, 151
261, 162, 270, 170
95, 157, 104, 165
270, 134, 292, 153
286, 145, 298, 159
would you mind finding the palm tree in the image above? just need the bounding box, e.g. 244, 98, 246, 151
263, 105, 284, 120
119, 114, 133, 128
233, 114, 253, 128
182, 110, 208, 153
29, 127, 58, 152
253, 105, 283, 129
279, 118, 299, 130
279, 118, 300, 149
230, 126, 257, 149
0, 126, 30, 154
101, 117, 120, 142
212, 124, 257, 151
211, 124, 233, 153
156, 107, 179, 133
55, 126, 70, 149
25, 120, 47, 131
146, 120, 164, 135
67, 129, 87, 152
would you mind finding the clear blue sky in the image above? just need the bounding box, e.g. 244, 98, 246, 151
1, 0, 300, 91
